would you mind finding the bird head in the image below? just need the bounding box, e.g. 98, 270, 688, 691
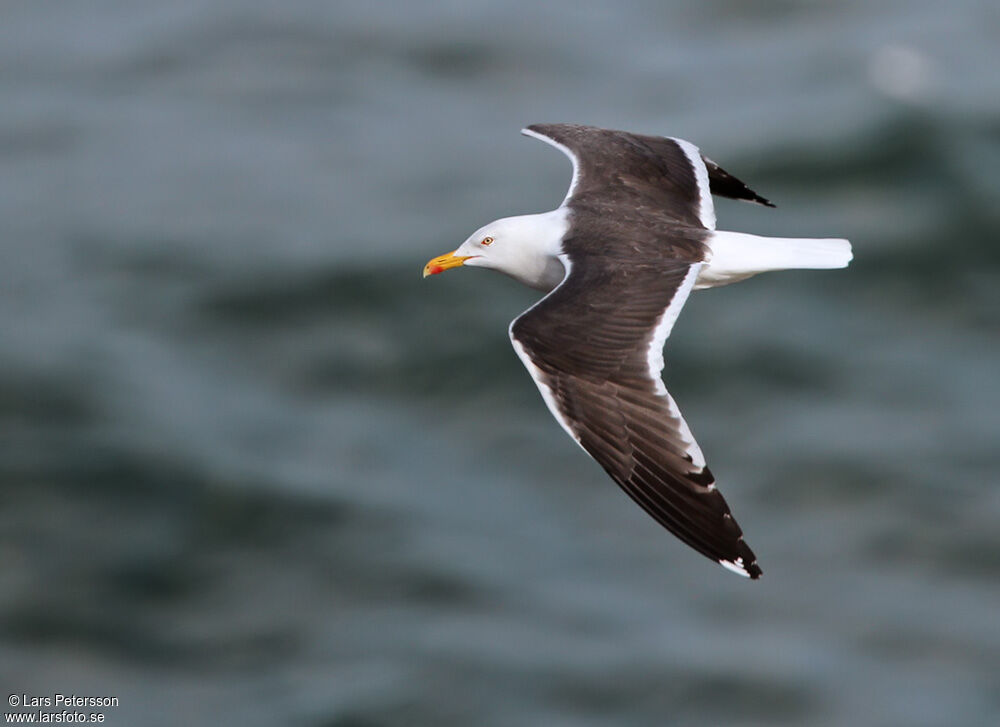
423, 212, 567, 290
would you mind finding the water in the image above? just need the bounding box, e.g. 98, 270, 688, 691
1, 1, 998, 725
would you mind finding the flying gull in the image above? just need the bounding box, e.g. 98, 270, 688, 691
423, 124, 852, 579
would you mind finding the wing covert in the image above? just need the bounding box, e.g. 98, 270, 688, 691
522, 123, 716, 229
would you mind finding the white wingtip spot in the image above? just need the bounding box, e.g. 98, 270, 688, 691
720, 558, 751, 578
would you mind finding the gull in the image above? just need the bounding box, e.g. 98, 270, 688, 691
424, 124, 852, 578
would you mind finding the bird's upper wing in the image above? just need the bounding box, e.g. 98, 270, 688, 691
522, 123, 775, 229
522, 123, 716, 229
509, 249, 761, 578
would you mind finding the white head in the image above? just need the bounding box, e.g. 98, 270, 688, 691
423, 210, 569, 291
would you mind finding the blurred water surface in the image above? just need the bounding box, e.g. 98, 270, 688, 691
1, 1, 999, 725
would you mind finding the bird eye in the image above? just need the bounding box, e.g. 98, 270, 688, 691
481, 237, 494, 246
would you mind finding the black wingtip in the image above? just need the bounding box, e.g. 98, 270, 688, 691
702, 155, 776, 209
719, 535, 762, 579
720, 557, 763, 580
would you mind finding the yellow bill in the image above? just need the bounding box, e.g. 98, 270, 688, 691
423, 250, 473, 278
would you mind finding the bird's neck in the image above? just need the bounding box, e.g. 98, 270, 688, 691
501, 209, 570, 291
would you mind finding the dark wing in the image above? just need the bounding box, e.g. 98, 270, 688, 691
522, 123, 715, 229
509, 252, 761, 578
522, 123, 777, 227
701, 156, 775, 208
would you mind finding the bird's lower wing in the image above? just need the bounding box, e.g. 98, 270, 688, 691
509, 257, 761, 578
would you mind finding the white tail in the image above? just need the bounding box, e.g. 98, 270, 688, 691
696, 230, 853, 289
